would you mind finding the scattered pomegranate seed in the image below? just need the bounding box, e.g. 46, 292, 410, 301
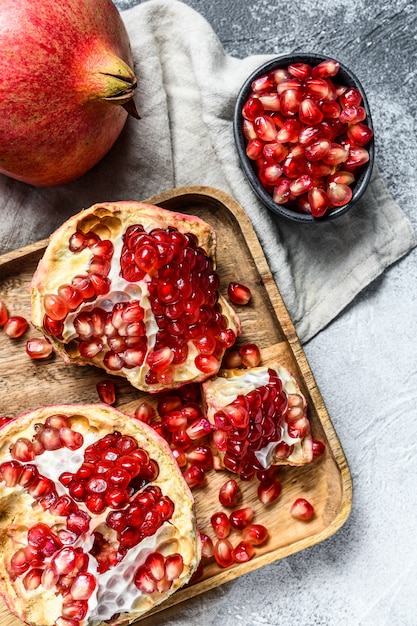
211, 511, 231, 539
3, 315, 28, 338
229, 506, 254, 530
134, 402, 154, 424
241, 58, 372, 217
232, 540, 255, 563
241, 524, 269, 546
0, 300, 9, 326
257, 478, 282, 505
290, 497, 315, 520
227, 281, 252, 306
312, 439, 326, 458
213, 538, 234, 568
239, 343, 261, 368
200, 533, 214, 558
26, 337, 53, 359
218, 479, 239, 508
96, 380, 116, 405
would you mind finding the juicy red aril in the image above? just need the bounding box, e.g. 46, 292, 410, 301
290, 497, 315, 520
241, 524, 269, 545
229, 506, 254, 530
218, 479, 239, 508
134, 402, 154, 424
232, 541, 255, 563
312, 439, 326, 458
186, 445, 213, 469
241, 59, 372, 217
164, 553, 184, 581
200, 533, 214, 558
183, 464, 205, 488
213, 538, 234, 568
211, 511, 231, 539
242, 96, 264, 121
96, 380, 116, 405
257, 478, 282, 505
0, 460, 23, 486
227, 282, 252, 306
70, 572, 96, 600
0, 300, 8, 326
10, 438, 35, 462
3, 316, 28, 338
239, 343, 261, 368
26, 337, 53, 360
326, 182, 353, 207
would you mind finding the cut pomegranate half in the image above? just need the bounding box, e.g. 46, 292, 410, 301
0, 404, 201, 626
30, 202, 241, 393
202, 362, 313, 480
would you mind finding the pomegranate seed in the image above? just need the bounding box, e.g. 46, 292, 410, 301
257, 478, 282, 505
289, 174, 314, 197
134, 402, 154, 424
0, 300, 9, 326
26, 337, 53, 359
263, 141, 288, 163
239, 343, 261, 367
43, 294, 69, 321
213, 538, 234, 568
70, 572, 97, 600
288, 62, 311, 80
218, 479, 239, 508
273, 178, 292, 204
326, 182, 353, 206
66, 510, 91, 535
10, 548, 29, 575
162, 411, 188, 432
270, 68, 290, 84
242, 96, 264, 121
242, 119, 257, 141
339, 104, 366, 124
345, 146, 370, 170
251, 74, 274, 93
312, 59, 340, 78
10, 438, 35, 462
183, 464, 205, 488
312, 439, 326, 458
42, 565, 59, 590
308, 187, 331, 217
96, 380, 116, 405
22, 568, 42, 590
62, 600, 88, 620
221, 349, 242, 369
59, 427, 84, 450
229, 506, 254, 530
133, 565, 156, 593
304, 139, 330, 162
3, 315, 28, 338
227, 281, 251, 306
280, 88, 302, 116
328, 170, 355, 185
194, 354, 220, 375
241, 524, 269, 546
246, 138, 264, 160
258, 92, 281, 111
186, 417, 213, 440
187, 445, 213, 469
0, 460, 23, 486
171, 446, 187, 467
40, 427, 62, 451
347, 122, 373, 147
164, 553, 184, 581
299, 98, 323, 125
253, 115, 277, 142
145, 552, 165, 581
339, 86, 362, 107
57, 285, 83, 311
232, 540, 255, 563
211, 511, 231, 539
290, 497, 315, 520
200, 533, 214, 558
276, 118, 301, 143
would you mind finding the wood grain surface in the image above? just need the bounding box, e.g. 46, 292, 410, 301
0, 186, 352, 623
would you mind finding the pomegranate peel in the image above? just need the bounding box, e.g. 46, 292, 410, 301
202, 362, 313, 479
30, 201, 241, 393
0, 403, 201, 626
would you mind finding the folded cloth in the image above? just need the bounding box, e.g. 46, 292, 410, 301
0, 0, 414, 344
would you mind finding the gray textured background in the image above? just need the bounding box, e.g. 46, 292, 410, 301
111, 1, 417, 625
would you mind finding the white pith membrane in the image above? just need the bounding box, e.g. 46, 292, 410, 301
30, 202, 241, 393
202, 364, 313, 474
0, 405, 201, 626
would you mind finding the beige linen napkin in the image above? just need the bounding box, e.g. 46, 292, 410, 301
0, 0, 414, 345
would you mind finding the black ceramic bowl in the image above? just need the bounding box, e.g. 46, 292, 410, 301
233, 53, 374, 223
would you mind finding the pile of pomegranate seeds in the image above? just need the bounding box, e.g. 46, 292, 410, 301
240, 59, 373, 217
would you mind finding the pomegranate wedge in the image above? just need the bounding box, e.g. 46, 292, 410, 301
30, 202, 241, 393
202, 363, 313, 480
0, 404, 201, 626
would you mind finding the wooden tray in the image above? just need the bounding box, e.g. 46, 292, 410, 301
0, 186, 352, 623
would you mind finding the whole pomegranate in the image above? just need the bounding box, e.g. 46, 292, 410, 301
0, 404, 201, 625
0, 0, 138, 187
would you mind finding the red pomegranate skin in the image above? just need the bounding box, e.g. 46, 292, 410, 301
0, 0, 137, 187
